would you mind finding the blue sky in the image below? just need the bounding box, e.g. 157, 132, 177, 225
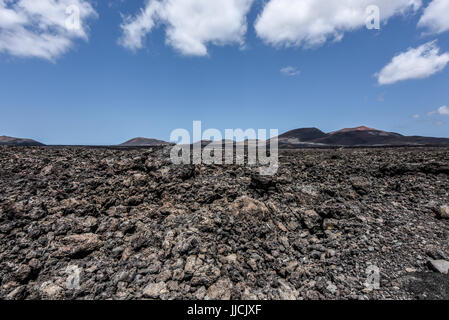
1, 0, 449, 145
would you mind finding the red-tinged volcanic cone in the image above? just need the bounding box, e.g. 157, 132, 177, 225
274, 126, 449, 147
331, 126, 377, 134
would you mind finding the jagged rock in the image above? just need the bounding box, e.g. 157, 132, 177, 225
56, 233, 103, 258
277, 280, 299, 300
250, 173, 276, 192
191, 265, 221, 287
428, 260, 449, 274
206, 278, 232, 300
350, 176, 371, 194
302, 209, 321, 230
184, 256, 197, 275
6, 286, 26, 300
326, 282, 338, 295
143, 282, 168, 299
40, 282, 64, 299
14, 265, 31, 283
230, 196, 269, 216
223, 254, 238, 264
1, 146, 449, 300
439, 205, 449, 219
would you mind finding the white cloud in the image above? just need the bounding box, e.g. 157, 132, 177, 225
0, 0, 97, 61
119, 0, 254, 56
438, 105, 449, 115
427, 105, 449, 116
412, 114, 420, 119
254, 0, 421, 48
280, 66, 300, 76
376, 41, 449, 85
418, 0, 449, 35
119, 1, 161, 51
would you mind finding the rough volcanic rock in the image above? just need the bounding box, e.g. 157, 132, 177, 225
0, 145, 449, 300
428, 260, 449, 275
439, 205, 449, 219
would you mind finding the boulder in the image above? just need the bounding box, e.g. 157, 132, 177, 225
428, 260, 449, 275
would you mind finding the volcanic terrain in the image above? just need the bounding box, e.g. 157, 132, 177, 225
1, 145, 448, 300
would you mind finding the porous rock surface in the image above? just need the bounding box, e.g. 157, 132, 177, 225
1, 146, 449, 300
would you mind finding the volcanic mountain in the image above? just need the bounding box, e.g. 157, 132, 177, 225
313, 126, 404, 146
277, 128, 327, 147
276, 126, 449, 147
119, 137, 172, 147
0, 136, 44, 146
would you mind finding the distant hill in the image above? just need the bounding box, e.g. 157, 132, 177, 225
0, 136, 44, 146
190, 139, 264, 148
275, 126, 449, 148
313, 126, 404, 146
277, 128, 327, 147
4, 127, 448, 148
119, 137, 173, 147
279, 127, 326, 141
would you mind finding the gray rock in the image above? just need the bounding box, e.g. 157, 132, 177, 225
439, 205, 449, 219
2, 146, 449, 300
277, 280, 298, 300
56, 233, 103, 258
326, 282, 338, 295
428, 260, 449, 274
206, 278, 232, 300
302, 209, 321, 230
143, 282, 168, 299
40, 282, 64, 299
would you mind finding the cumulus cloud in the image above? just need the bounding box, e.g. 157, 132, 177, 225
280, 66, 300, 76
412, 114, 421, 119
254, 0, 421, 48
427, 105, 449, 116
119, 0, 254, 56
418, 0, 449, 35
0, 0, 97, 61
375, 41, 449, 85
437, 105, 449, 115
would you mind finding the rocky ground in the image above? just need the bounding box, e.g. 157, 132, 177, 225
1, 146, 449, 300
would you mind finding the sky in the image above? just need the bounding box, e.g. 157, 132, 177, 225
1, 0, 449, 145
